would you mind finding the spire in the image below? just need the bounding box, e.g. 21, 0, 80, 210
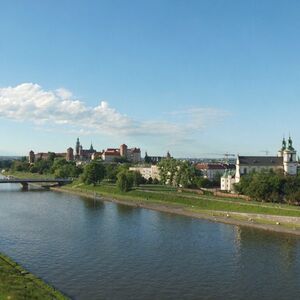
288, 135, 295, 151
281, 137, 286, 151
90, 141, 94, 151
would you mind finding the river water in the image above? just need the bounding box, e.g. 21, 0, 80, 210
0, 181, 300, 299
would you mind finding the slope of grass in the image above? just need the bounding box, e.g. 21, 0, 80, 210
0, 253, 67, 300
66, 182, 300, 217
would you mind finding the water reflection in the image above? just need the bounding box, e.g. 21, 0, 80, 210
116, 203, 136, 214
81, 197, 105, 210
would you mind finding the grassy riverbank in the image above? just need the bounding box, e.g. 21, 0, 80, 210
66, 181, 300, 217
0, 253, 67, 300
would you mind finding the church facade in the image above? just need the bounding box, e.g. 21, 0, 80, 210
221, 137, 298, 192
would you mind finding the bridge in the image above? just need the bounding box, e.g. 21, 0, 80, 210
0, 178, 72, 190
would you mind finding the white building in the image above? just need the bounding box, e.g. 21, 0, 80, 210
129, 165, 160, 181
220, 170, 236, 192
195, 163, 229, 181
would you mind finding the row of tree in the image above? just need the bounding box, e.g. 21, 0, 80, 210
80, 161, 147, 191
235, 170, 300, 204
10, 154, 83, 178
9, 154, 222, 192
10, 155, 151, 192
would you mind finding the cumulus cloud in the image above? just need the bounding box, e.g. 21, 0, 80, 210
0, 83, 228, 140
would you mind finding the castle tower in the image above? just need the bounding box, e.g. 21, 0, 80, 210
66, 147, 74, 161
75, 138, 80, 157
283, 136, 297, 175
29, 150, 35, 164
120, 144, 128, 157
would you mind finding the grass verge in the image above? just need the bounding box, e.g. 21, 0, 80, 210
0, 253, 68, 300
66, 181, 300, 218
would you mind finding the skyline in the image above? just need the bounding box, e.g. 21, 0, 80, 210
1, 1, 300, 157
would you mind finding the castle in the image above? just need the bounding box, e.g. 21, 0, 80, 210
29, 138, 141, 164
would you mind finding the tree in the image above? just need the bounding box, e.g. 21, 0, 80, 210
158, 158, 197, 187
158, 158, 178, 186
47, 152, 56, 162
81, 162, 106, 185
196, 177, 213, 188
131, 171, 144, 186
116, 170, 133, 192
104, 163, 119, 182
235, 170, 285, 203
113, 157, 130, 163
175, 161, 196, 188
147, 177, 153, 184
153, 178, 160, 184
50, 158, 82, 178
11, 160, 29, 172
34, 159, 52, 174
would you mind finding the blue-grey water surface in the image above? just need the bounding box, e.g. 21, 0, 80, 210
0, 181, 300, 299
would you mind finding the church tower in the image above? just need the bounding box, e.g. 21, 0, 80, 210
277, 137, 286, 157
283, 136, 297, 175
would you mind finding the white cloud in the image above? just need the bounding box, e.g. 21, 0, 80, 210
0, 83, 228, 142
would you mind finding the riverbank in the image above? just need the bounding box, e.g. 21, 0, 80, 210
4, 171, 300, 235
53, 184, 300, 236
0, 253, 68, 299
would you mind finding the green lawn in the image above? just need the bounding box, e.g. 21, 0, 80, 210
0, 254, 67, 300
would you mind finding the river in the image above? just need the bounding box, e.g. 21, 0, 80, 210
0, 180, 300, 299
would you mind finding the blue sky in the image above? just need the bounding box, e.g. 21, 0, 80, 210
1, 0, 300, 157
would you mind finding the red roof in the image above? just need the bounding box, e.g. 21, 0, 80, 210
104, 151, 120, 156
195, 163, 227, 170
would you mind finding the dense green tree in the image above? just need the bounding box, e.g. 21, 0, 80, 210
0, 160, 12, 170
158, 158, 198, 187
175, 161, 196, 188
235, 170, 288, 203
153, 178, 160, 184
195, 177, 213, 188
11, 160, 30, 172
34, 159, 52, 174
116, 170, 133, 192
158, 158, 178, 186
47, 152, 56, 162
113, 157, 130, 163
104, 164, 119, 182
131, 171, 144, 186
50, 158, 81, 178
81, 162, 106, 185
147, 177, 153, 184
